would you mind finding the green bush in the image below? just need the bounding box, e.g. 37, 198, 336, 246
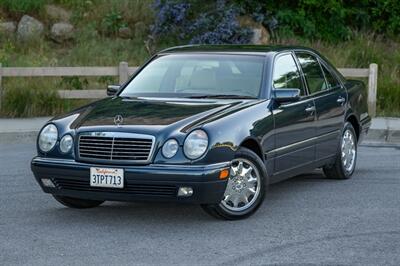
2, 85, 63, 117
0, 0, 47, 13
234, 0, 400, 41
100, 10, 127, 36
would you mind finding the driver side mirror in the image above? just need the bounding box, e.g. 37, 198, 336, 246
107, 85, 120, 96
273, 89, 301, 103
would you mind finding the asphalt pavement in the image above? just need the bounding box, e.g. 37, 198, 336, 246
0, 142, 399, 265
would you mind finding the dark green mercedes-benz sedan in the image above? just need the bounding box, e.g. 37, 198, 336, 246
31, 45, 371, 219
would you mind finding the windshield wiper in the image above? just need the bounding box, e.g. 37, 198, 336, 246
185, 94, 257, 99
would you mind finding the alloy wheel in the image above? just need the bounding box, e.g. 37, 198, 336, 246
221, 158, 261, 212
341, 129, 356, 173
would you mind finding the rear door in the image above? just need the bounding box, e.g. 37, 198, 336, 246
270, 53, 317, 175
295, 52, 346, 159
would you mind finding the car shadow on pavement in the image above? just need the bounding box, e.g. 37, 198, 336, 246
37, 170, 335, 225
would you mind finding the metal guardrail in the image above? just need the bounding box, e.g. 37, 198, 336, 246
0, 62, 378, 117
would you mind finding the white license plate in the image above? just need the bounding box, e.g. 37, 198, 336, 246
90, 167, 124, 188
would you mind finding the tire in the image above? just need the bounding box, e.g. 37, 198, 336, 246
201, 147, 268, 220
53, 195, 104, 209
323, 122, 358, 180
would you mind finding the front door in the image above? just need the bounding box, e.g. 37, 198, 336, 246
295, 52, 346, 159
270, 53, 317, 175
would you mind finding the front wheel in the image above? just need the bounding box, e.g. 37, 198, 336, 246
323, 122, 358, 179
53, 195, 104, 209
201, 147, 268, 220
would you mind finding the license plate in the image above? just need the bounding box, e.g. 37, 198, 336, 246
90, 167, 124, 188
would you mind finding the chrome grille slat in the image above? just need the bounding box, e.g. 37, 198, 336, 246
78, 132, 155, 164
80, 146, 150, 151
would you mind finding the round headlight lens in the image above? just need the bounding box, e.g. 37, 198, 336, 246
60, 134, 73, 153
38, 124, 58, 152
162, 139, 179, 158
183, 129, 208, 160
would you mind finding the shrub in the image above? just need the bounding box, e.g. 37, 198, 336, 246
100, 10, 127, 36
2, 85, 62, 117
0, 0, 47, 13
151, 0, 252, 45
233, 0, 400, 41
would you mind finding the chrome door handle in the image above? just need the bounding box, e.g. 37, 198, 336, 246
305, 106, 316, 113
337, 96, 346, 104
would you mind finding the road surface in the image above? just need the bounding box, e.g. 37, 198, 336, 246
1, 142, 399, 265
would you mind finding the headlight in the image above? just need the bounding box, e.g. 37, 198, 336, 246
38, 124, 58, 152
60, 134, 73, 153
183, 129, 208, 159
162, 139, 178, 158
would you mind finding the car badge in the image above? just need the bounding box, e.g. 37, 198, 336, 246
114, 115, 123, 127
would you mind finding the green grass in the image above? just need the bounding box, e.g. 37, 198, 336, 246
0, 0, 399, 117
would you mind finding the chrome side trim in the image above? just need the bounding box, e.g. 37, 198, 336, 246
266, 130, 340, 156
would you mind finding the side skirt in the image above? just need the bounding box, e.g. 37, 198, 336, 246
269, 155, 336, 184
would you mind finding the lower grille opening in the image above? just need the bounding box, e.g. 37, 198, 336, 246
52, 178, 177, 197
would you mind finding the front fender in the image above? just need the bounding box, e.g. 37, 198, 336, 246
197, 100, 273, 165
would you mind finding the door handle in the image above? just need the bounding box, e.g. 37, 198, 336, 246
305, 106, 316, 113
337, 96, 346, 104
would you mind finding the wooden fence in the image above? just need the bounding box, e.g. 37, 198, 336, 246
0, 62, 378, 117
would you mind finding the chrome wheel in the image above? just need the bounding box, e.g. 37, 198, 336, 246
221, 158, 261, 212
341, 129, 356, 173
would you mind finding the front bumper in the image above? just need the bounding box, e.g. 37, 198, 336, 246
31, 157, 230, 204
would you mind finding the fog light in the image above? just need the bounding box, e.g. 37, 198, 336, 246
177, 187, 193, 197
41, 178, 55, 188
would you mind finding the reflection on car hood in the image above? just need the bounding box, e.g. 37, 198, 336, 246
54, 96, 263, 132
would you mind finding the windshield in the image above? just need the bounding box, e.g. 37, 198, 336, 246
120, 54, 265, 98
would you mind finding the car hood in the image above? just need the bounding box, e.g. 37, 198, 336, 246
54, 96, 264, 133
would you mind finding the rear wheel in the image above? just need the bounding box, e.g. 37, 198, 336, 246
201, 147, 268, 220
323, 122, 357, 179
53, 195, 104, 209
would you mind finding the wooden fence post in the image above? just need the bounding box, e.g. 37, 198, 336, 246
367, 63, 378, 117
0, 63, 2, 111
119, 62, 129, 85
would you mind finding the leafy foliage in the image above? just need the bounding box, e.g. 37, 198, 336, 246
234, 0, 400, 41
150, 0, 252, 44
0, 0, 46, 13
60, 77, 89, 91
100, 10, 127, 36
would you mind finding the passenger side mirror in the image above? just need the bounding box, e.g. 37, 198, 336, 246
273, 89, 301, 103
107, 85, 120, 96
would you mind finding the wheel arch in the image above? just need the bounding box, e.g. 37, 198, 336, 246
239, 137, 264, 162
345, 113, 360, 140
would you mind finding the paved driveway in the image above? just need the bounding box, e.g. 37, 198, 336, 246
1, 142, 399, 265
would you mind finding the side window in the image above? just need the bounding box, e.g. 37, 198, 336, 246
296, 53, 327, 94
273, 54, 305, 96
321, 63, 341, 90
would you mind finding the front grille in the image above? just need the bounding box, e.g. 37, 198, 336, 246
78, 132, 154, 163
52, 178, 177, 197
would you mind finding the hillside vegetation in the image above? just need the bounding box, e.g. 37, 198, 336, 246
0, 0, 399, 117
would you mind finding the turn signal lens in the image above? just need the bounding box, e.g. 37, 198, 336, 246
219, 169, 230, 180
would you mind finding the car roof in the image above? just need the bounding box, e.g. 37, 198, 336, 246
158, 44, 320, 56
